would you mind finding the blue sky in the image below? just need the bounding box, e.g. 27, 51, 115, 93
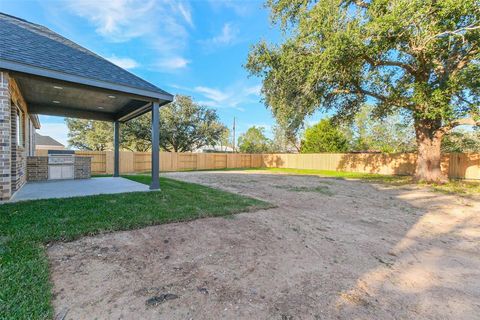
3, 0, 325, 146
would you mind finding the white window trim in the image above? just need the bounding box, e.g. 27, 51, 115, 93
16, 105, 25, 148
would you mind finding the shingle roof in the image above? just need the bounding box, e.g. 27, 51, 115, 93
0, 13, 170, 97
35, 133, 64, 147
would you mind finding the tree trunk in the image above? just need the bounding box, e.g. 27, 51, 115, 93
413, 119, 448, 183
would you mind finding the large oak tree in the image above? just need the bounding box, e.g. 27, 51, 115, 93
246, 0, 480, 182
159, 95, 227, 152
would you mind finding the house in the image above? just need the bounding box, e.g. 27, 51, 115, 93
35, 133, 65, 151
0, 13, 173, 201
195, 145, 235, 153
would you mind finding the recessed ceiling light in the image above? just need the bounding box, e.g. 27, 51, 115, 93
108, 95, 116, 99
52, 100, 60, 104
53, 86, 63, 90
97, 106, 104, 109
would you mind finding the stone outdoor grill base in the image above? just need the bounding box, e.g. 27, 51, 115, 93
27, 156, 91, 181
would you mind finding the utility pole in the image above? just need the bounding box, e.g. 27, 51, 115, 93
232, 117, 236, 153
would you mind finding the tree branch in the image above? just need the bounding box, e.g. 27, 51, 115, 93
450, 47, 479, 77
353, 0, 369, 8
425, 24, 480, 45
356, 87, 389, 102
440, 118, 480, 134
363, 55, 417, 75
333, 84, 418, 110
332, 87, 386, 101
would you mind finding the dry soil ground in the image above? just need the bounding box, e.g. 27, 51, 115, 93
49, 171, 480, 320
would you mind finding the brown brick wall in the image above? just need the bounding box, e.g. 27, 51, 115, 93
10, 105, 27, 192
27, 156, 48, 181
0, 72, 35, 200
74, 156, 91, 179
0, 72, 11, 201
9, 79, 28, 193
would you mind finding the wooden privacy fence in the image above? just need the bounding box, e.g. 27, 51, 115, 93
36, 150, 264, 174
35, 150, 480, 179
262, 152, 480, 180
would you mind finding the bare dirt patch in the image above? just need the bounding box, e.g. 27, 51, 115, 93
49, 171, 480, 319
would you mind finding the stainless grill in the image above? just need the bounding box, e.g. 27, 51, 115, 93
48, 150, 75, 180
48, 154, 74, 164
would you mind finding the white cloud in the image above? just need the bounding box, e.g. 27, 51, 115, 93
194, 86, 230, 102
176, 2, 194, 27
67, 0, 193, 68
192, 83, 261, 111
168, 83, 192, 91
211, 23, 238, 45
244, 84, 262, 96
196, 100, 221, 108
200, 23, 239, 50
208, 0, 255, 17
156, 57, 190, 70
67, 0, 156, 42
106, 55, 139, 69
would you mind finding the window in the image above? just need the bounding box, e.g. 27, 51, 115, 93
30, 120, 35, 156
16, 106, 25, 147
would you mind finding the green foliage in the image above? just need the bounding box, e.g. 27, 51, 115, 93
344, 105, 417, 153
301, 119, 349, 153
160, 95, 227, 152
121, 114, 153, 152
0, 176, 270, 319
217, 127, 232, 151
271, 124, 301, 152
442, 129, 480, 152
66, 118, 113, 151
66, 95, 227, 152
238, 126, 272, 153
246, 0, 480, 153
66, 116, 153, 152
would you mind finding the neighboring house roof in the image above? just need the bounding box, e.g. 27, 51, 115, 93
35, 133, 64, 147
195, 145, 235, 153
0, 12, 171, 100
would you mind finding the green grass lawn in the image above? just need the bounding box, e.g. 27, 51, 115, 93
249, 167, 480, 196
0, 176, 270, 320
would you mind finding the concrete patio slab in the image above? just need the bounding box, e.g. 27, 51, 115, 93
10, 177, 150, 202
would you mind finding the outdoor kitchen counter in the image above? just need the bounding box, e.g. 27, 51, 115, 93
27, 156, 91, 181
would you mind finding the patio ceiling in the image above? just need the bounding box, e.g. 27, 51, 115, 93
12, 71, 168, 122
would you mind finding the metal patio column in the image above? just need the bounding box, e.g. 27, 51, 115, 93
150, 101, 160, 189
113, 120, 120, 177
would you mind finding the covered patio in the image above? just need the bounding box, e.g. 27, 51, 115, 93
0, 12, 173, 197
7, 64, 171, 190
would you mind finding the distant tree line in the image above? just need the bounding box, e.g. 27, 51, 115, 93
236, 105, 480, 154
66, 95, 227, 152
67, 98, 479, 155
